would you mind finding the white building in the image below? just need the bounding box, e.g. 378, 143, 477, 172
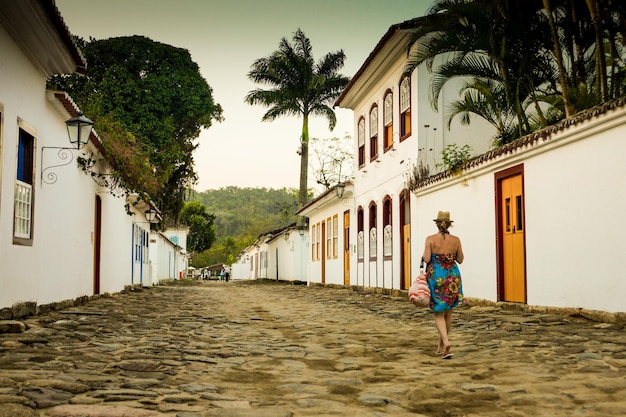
148, 229, 188, 285
301, 17, 494, 291
0, 0, 176, 313
232, 224, 308, 282
299, 16, 626, 316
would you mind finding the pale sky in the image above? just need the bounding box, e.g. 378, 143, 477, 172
56, 0, 433, 192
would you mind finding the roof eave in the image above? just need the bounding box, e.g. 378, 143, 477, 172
334, 17, 424, 110
0, 0, 87, 77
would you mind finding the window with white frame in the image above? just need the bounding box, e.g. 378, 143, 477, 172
369, 105, 378, 161
326, 217, 332, 259
383, 91, 393, 150
358, 117, 365, 167
357, 207, 364, 260
332, 214, 339, 258
383, 197, 392, 257
14, 126, 35, 244
400, 76, 411, 139
369, 228, 377, 258
357, 231, 364, 260
316, 222, 321, 260
311, 224, 317, 260
384, 225, 392, 256
369, 203, 377, 259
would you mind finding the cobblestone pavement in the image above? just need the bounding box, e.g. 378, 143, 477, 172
1, 280, 625, 417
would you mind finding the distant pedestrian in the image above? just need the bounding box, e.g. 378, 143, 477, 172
220, 267, 225, 281
224, 265, 230, 282
421, 211, 465, 359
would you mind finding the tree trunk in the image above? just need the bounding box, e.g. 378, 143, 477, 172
586, 0, 608, 102
298, 114, 309, 207
544, 0, 575, 118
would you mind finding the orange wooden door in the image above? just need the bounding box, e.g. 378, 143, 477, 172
321, 222, 326, 284
402, 223, 411, 290
343, 211, 350, 286
93, 195, 102, 295
501, 174, 526, 302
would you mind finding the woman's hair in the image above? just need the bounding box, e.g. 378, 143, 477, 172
436, 220, 452, 234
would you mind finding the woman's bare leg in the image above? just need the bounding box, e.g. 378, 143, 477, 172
434, 312, 451, 356
445, 310, 453, 334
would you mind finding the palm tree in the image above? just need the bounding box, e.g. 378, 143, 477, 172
405, 0, 552, 139
245, 29, 350, 207
408, 0, 626, 144
446, 78, 519, 146
543, 0, 576, 117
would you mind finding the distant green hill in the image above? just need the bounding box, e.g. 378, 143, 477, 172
186, 186, 299, 266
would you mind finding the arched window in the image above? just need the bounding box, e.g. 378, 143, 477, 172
383, 90, 393, 151
357, 207, 364, 261
383, 196, 392, 258
369, 105, 378, 161
358, 117, 366, 167
399, 76, 411, 140
369, 202, 377, 259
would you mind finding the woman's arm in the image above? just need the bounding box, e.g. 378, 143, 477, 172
422, 236, 432, 264
456, 238, 464, 264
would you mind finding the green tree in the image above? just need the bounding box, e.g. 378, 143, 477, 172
405, 0, 626, 145
48, 36, 224, 224
245, 29, 350, 207
186, 186, 301, 267
406, 0, 551, 142
180, 201, 216, 253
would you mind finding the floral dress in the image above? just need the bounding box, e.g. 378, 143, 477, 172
425, 253, 464, 312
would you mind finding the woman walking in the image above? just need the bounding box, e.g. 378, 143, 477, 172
421, 211, 464, 359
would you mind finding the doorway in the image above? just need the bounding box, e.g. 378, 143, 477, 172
321, 221, 326, 283
399, 190, 411, 290
93, 195, 102, 294
343, 210, 350, 285
496, 165, 526, 303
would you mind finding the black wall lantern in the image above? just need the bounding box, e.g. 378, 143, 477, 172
335, 182, 346, 199
65, 112, 94, 150
41, 111, 94, 185
145, 209, 157, 223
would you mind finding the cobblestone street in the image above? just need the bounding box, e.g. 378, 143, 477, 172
1, 280, 625, 417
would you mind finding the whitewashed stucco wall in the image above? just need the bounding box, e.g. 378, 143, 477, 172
302, 194, 349, 286
0, 22, 160, 309
522, 109, 626, 312
149, 231, 184, 284
265, 229, 308, 282
96, 191, 135, 293
413, 105, 626, 313
0, 25, 99, 307
413, 173, 498, 302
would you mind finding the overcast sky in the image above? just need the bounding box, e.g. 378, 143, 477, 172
56, 0, 433, 192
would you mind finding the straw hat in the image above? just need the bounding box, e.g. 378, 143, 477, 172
433, 211, 453, 222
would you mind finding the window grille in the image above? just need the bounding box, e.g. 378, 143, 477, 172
14, 181, 32, 239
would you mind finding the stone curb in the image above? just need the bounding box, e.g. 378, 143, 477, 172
309, 281, 626, 325
0, 283, 144, 321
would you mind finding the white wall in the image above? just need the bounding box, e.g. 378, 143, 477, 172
149, 231, 184, 284
304, 196, 349, 286
0, 23, 157, 309
413, 105, 626, 313
413, 173, 498, 302
0, 25, 99, 307
268, 229, 309, 282
522, 111, 626, 311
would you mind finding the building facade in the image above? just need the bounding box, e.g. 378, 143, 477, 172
0, 1, 178, 312
299, 16, 626, 315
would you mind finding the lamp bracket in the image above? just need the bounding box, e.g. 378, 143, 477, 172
40, 146, 76, 186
